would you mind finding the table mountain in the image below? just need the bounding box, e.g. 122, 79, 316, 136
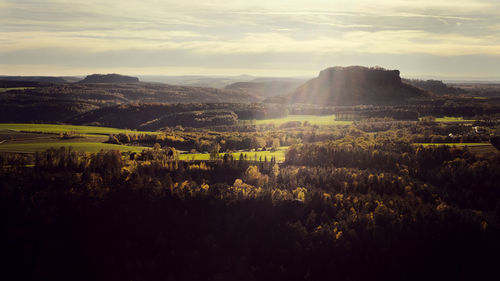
268, 66, 428, 105
79, 74, 140, 83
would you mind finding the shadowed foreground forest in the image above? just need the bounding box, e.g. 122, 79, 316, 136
1, 132, 499, 281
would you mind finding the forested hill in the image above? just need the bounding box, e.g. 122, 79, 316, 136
0, 76, 78, 83
0, 81, 258, 124
79, 74, 140, 83
267, 66, 429, 105
403, 79, 467, 95
224, 80, 304, 100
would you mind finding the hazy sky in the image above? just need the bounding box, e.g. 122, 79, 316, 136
1, 0, 500, 79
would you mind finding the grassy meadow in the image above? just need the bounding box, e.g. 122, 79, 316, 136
0, 123, 161, 136
179, 146, 288, 162
251, 115, 353, 126
0, 123, 289, 160
0, 87, 35, 92
414, 142, 497, 156
414, 143, 491, 147
419, 116, 476, 122
0, 123, 159, 154
0, 142, 148, 153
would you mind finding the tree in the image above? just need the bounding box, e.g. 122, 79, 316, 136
243, 165, 269, 187
272, 164, 280, 178
210, 143, 221, 160
490, 136, 500, 151
271, 138, 280, 150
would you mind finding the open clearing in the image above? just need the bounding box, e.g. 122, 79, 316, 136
0, 123, 288, 160
0, 124, 158, 153
414, 143, 491, 146
0, 123, 161, 136
251, 115, 353, 126
0, 87, 35, 92
414, 143, 499, 155
419, 116, 476, 123
179, 146, 288, 162
466, 145, 499, 155
0, 142, 148, 153
0, 129, 108, 143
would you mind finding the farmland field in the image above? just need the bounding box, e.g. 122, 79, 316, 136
251, 115, 353, 126
0, 87, 35, 92
0, 124, 289, 159
466, 144, 499, 155
414, 143, 491, 146
179, 146, 288, 162
414, 143, 498, 155
0, 124, 159, 153
0, 123, 161, 136
0, 142, 148, 153
419, 116, 476, 122
0, 129, 109, 143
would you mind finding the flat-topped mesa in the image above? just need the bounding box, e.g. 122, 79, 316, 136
278, 66, 428, 105
318, 66, 401, 86
80, 74, 140, 84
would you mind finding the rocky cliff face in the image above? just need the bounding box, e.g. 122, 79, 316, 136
277, 66, 428, 105
80, 74, 140, 83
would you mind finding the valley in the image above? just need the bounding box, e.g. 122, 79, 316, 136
1, 67, 499, 281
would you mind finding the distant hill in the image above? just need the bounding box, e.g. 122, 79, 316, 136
139, 75, 256, 89
0, 80, 52, 88
79, 74, 140, 84
403, 79, 466, 95
450, 83, 500, 98
224, 79, 305, 100
0, 76, 80, 84
0, 82, 257, 106
0, 81, 258, 125
68, 103, 260, 130
267, 66, 429, 105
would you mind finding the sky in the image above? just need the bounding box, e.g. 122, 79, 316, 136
1, 0, 500, 79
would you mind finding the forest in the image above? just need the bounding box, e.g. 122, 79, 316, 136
1, 110, 500, 280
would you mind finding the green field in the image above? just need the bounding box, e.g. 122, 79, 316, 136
419, 116, 476, 122
414, 143, 498, 155
415, 143, 491, 147
0, 142, 148, 153
0, 123, 161, 136
0, 123, 159, 153
0, 123, 289, 159
179, 147, 288, 162
252, 115, 353, 126
0, 87, 35, 92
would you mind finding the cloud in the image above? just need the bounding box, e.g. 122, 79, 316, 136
3, 28, 499, 57
1, 0, 500, 76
